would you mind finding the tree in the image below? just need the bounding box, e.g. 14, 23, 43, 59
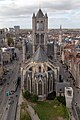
31, 94, 38, 102
22, 91, 30, 99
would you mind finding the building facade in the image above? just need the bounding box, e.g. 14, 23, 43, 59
21, 9, 59, 100
32, 9, 48, 53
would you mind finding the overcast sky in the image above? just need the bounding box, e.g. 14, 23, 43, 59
0, 0, 80, 29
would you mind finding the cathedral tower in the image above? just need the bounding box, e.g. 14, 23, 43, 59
21, 9, 59, 101
32, 9, 48, 53
59, 25, 62, 45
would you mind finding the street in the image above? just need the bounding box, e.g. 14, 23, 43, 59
0, 48, 22, 120
57, 59, 80, 120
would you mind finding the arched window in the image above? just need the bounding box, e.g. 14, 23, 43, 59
44, 83, 46, 94
28, 78, 30, 91
50, 79, 52, 91
35, 83, 37, 94
37, 21, 39, 30
36, 21, 44, 31
24, 78, 27, 90
39, 66, 41, 72
41, 34, 44, 44
50, 74, 53, 91
48, 79, 49, 92
36, 34, 39, 44
38, 81, 42, 95
40, 21, 44, 30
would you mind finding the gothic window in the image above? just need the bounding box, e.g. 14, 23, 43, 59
31, 78, 32, 92
40, 21, 44, 30
44, 83, 46, 94
36, 34, 39, 44
38, 81, 42, 95
50, 79, 52, 91
48, 79, 49, 92
37, 21, 39, 30
39, 66, 41, 72
28, 78, 30, 91
79, 64, 80, 75
35, 83, 37, 94
24, 78, 27, 90
36, 21, 44, 31
41, 34, 44, 44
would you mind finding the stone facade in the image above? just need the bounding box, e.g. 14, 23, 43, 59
32, 9, 48, 53
21, 9, 59, 100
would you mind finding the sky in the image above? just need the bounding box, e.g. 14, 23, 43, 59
0, 0, 80, 29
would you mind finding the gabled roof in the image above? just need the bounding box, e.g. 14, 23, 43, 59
31, 46, 48, 62
36, 9, 44, 18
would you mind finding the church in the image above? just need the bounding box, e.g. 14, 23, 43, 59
21, 9, 70, 100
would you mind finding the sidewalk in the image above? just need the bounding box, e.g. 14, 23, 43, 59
27, 105, 40, 120
16, 91, 40, 120
16, 90, 23, 120
69, 108, 75, 120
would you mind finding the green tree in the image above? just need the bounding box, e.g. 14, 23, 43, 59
31, 94, 38, 102
23, 91, 30, 100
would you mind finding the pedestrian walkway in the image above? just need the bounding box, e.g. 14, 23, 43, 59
16, 90, 40, 120
27, 105, 40, 120
69, 108, 75, 120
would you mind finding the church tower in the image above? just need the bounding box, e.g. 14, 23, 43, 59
59, 25, 62, 45
32, 9, 48, 53
21, 9, 59, 101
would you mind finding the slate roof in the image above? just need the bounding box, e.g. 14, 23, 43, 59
31, 46, 48, 62
36, 9, 44, 18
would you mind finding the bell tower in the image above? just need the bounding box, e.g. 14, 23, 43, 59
32, 9, 48, 53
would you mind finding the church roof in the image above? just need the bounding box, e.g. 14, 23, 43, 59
31, 46, 48, 62
36, 9, 44, 18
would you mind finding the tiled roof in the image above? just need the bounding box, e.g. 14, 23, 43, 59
31, 46, 48, 62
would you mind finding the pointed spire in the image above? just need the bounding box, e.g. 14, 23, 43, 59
45, 13, 48, 18
60, 25, 62, 31
32, 13, 35, 18
36, 9, 44, 18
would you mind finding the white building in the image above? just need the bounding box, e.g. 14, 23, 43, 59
65, 87, 73, 108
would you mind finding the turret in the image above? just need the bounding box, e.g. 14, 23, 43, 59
32, 9, 48, 53
32, 13, 35, 18
45, 13, 48, 18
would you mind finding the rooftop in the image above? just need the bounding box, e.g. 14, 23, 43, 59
36, 9, 44, 18
31, 46, 48, 62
